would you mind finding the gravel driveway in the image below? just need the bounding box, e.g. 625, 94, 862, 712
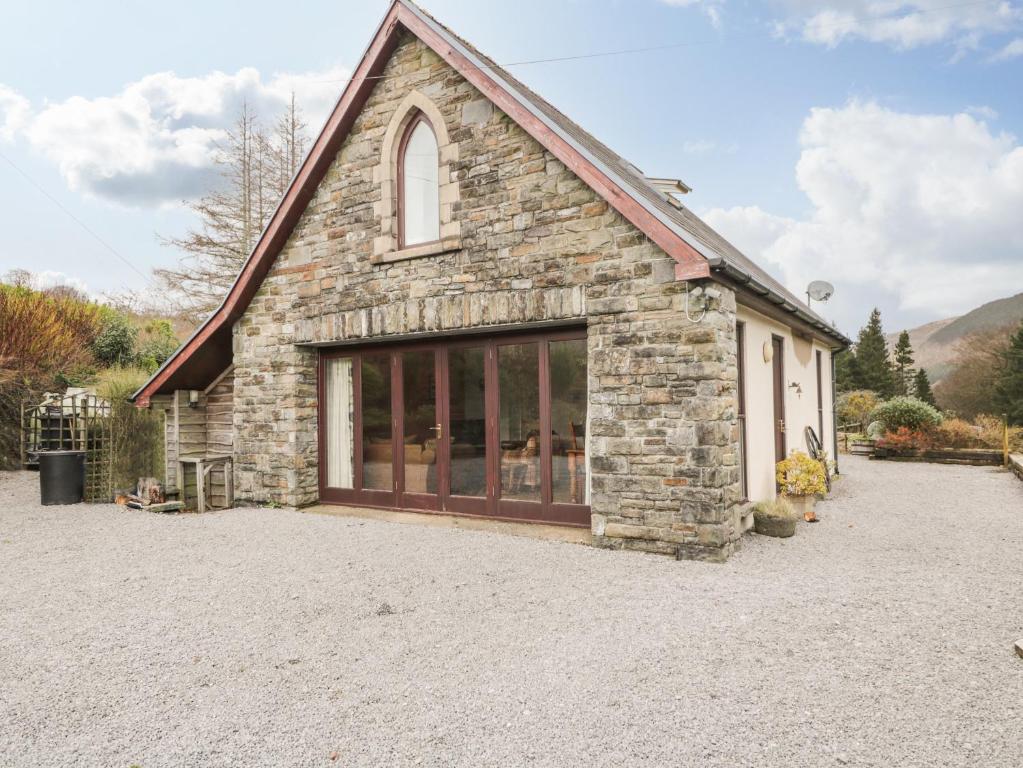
1, 457, 1021, 767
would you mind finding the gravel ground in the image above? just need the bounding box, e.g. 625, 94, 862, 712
1, 457, 1021, 768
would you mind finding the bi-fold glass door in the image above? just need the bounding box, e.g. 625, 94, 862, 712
319, 346, 444, 511
318, 329, 588, 526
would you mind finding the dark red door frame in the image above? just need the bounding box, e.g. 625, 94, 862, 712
359, 352, 397, 509
772, 335, 786, 464
815, 349, 824, 443
395, 346, 447, 512
317, 328, 589, 526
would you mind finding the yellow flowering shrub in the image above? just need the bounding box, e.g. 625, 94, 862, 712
776, 451, 827, 497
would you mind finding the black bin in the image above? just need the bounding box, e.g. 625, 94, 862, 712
38, 450, 86, 505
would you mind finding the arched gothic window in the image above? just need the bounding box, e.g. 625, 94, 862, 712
397, 112, 440, 247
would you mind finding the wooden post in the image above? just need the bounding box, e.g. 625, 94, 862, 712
1004, 414, 1010, 468
20, 400, 26, 469
196, 460, 206, 514
178, 460, 186, 510
225, 459, 234, 509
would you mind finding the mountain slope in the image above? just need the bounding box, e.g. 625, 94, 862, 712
928, 292, 1023, 346
888, 292, 1023, 382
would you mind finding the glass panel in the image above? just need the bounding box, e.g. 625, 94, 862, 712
402, 350, 437, 495
361, 354, 393, 490
402, 120, 440, 246
449, 347, 487, 497
549, 339, 587, 504
324, 357, 354, 488
498, 343, 540, 502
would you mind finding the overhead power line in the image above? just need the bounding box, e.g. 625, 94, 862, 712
310, 0, 1009, 85
0, 147, 156, 289
0, 0, 1007, 296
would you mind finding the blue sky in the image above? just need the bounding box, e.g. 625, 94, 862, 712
1, 0, 1022, 334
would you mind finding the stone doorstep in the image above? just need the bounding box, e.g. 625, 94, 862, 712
302, 504, 592, 546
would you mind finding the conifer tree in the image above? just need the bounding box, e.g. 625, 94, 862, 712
893, 330, 915, 395
913, 368, 936, 407
852, 308, 894, 396
993, 320, 1023, 426
834, 347, 859, 393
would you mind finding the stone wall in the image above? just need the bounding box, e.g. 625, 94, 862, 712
232, 32, 742, 559
1010, 454, 1023, 483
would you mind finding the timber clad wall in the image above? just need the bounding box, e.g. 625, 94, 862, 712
176, 390, 207, 458
174, 390, 206, 506
151, 394, 176, 490
155, 371, 235, 510
232, 34, 741, 559
205, 371, 234, 508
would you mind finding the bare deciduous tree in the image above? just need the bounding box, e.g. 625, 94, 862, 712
935, 326, 1012, 418
155, 97, 309, 322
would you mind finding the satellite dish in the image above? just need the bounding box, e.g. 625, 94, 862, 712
807, 280, 835, 303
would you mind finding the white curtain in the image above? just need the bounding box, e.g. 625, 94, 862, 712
325, 358, 354, 488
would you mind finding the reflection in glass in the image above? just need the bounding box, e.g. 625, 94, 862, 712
498, 343, 540, 501
401, 119, 440, 246
361, 354, 392, 490
402, 350, 437, 494
324, 357, 354, 489
550, 339, 587, 503
449, 347, 487, 497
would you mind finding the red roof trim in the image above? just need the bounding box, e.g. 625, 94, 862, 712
134, 4, 402, 406
399, 3, 709, 277
134, 0, 709, 406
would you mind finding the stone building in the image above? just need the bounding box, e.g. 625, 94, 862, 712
133, 0, 849, 562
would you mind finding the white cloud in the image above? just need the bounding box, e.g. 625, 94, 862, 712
966, 104, 999, 120
992, 35, 1023, 58
702, 100, 1023, 331
32, 270, 91, 295
774, 0, 1022, 51
13, 65, 349, 207
682, 139, 717, 154
659, 0, 725, 27
0, 84, 30, 141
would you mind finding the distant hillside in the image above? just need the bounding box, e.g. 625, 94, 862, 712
928, 292, 1023, 346
888, 292, 1023, 383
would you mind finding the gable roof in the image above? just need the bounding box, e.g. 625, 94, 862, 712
417, 3, 848, 346
133, 0, 847, 405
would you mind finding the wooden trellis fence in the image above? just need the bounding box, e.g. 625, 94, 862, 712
21, 392, 112, 502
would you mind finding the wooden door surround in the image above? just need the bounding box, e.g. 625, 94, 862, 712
772, 335, 786, 464
317, 328, 589, 526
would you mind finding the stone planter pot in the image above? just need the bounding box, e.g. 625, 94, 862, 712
753, 514, 797, 538
787, 494, 817, 522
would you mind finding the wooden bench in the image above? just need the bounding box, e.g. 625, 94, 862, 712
178, 454, 233, 513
